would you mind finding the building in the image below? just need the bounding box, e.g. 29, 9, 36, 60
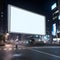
51, 0, 60, 44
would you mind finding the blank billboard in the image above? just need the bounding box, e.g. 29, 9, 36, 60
8, 4, 46, 35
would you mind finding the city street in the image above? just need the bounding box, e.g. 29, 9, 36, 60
0, 46, 60, 60
0, 0, 60, 60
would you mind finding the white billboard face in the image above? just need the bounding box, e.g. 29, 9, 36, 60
8, 4, 46, 35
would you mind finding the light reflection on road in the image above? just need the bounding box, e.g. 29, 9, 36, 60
0, 44, 27, 51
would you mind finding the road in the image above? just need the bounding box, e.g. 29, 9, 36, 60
0, 46, 60, 60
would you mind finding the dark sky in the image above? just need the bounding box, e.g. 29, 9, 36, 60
2, 0, 57, 15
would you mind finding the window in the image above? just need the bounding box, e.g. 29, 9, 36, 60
58, 15, 60, 20
52, 23, 56, 36
51, 3, 57, 10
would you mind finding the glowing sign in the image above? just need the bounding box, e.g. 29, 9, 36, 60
52, 23, 56, 36
58, 15, 60, 20
51, 3, 57, 10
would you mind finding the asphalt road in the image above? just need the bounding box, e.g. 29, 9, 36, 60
0, 46, 60, 60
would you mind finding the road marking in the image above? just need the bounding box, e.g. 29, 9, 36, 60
13, 54, 22, 57
28, 48, 60, 59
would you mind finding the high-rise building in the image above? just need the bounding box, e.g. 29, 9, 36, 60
58, 0, 60, 38
51, 0, 60, 42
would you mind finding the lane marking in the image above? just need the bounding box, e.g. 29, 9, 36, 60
28, 48, 60, 59
13, 54, 22, 57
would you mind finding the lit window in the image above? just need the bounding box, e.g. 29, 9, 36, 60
52, 23, 56, 36
51, 3, 57, 10
53, 10, 59, 15
58, 15, 60, 20
53, 16, 57, 20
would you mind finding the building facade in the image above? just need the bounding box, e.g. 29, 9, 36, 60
51, 0, 60, 44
